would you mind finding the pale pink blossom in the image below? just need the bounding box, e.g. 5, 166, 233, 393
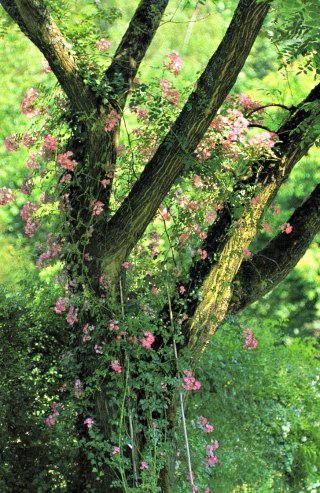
57, 151, 78, 171
84, 417, 94, 428
109, 320, 120, 331
92, 200, 104, 216
140, 461, 149, 470
24, 219, 41, 237
179, 285, 186, 295
4, 134, 20, 151
242, 328, 258, 350
205, 208, 217, 224
248, 131, 278, 150
101, 178, 110, 188
281, 222, 293, 234
141, 331, 155, 349
104, 110, 121, 132
197, 248, 208, 260
26, 151, 41, 169
197, 416, 214, 433
21, 88, 40, 117
163, 50, 182, 76
23, 132, 38, 147
111, 360, 122, 373
43, 134, 59, 152
182, 369, 201, 391
159, 206, 171, 220
243, 248, 251, 257
235, 93, 260, 109
45, 414, 56, 426
54, 297, 68, 314
96, 38, 111, 50
262, 222, 271, 233
41, 59, 52, 73
112, 446, 120, 454
193, 175, 203, 188
0, 187, 15, 206
67, 304, 78, 325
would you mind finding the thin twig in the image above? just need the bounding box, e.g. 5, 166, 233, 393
129, 413, 139, 487
245, 103, 291, 119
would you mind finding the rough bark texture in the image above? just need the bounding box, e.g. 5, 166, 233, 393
230, 183, 320, 312
12, 0, 97, 116
178, 83, 320, 358
101, 0, 272, 271
104, 0, 169, 108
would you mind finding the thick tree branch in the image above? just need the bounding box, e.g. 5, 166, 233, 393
182, 83, 320, 356
102, 0, 272, 275
2, 0, 97, 116
103, 0, 169, 109
185, 81, 320, 304
229, 184, 320, 313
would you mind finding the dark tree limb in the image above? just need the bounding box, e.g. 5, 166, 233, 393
229, 183, 320, 313
103, 0, 169, 109
2, 0, 97, 116
102, 0, 272, 274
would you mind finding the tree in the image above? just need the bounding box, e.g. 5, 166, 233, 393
0, 0, 319, 491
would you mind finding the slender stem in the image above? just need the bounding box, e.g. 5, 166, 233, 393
118, 364, 129, 492
119, 278, 125, 318
166, 281, 194, 491
129, 413, 139, 487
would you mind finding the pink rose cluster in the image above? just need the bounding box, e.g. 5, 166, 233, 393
281, 222, 293, 234
43, 134, 59, 152
0, 187, 15, 206
242, 328, 258, 350
57, 151, 78, 171
160, 78, 180, 106
54, 297, 69, 314
163, 49, 182, 76
4, 134, 20, 151
54, 297, 78, 325
140, 331, 155, 349
248, 131, 278, 150
182, 369, 201, 391
111, 360, 122, 373
104, 110, 121, 132
21, 88, 41, 118
84, 417, 94, 429
197, 416, 214, 433
37, 233, 61, 268
92, 200, 104, 216
206, 441, 219, 467
20, 201, 41, 237
96, 38, 111, 51
44, 402, 61, 426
